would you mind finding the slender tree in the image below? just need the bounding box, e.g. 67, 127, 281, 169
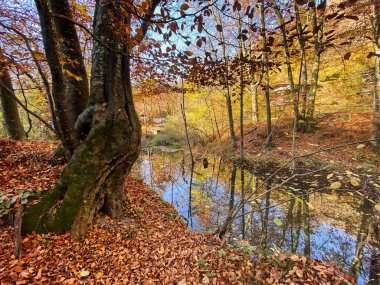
0, 58, 26, 140
259, 0, 273, 148
306, 0, 326, 128
372, 0, 380, 151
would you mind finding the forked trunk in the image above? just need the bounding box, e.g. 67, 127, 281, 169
22, 1, 141, 237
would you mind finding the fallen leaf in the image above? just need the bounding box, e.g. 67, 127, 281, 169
80, 270, 90, 277
330, 182, 341, 190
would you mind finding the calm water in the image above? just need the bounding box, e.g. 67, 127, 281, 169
131, 148, 380, 284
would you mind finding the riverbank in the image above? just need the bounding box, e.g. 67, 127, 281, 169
210, 113, 379, 173
0, 138, 357, 284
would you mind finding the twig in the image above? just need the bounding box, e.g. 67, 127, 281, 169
0, 81, 57, 134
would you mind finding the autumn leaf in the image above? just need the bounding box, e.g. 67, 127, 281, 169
80, 270, 90, 277
181, 4, 189, 10
64, 70, 83, 81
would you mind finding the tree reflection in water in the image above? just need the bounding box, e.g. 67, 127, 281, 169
132, 149, 380, 284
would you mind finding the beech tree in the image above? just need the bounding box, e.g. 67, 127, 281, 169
22, 0, 160, 236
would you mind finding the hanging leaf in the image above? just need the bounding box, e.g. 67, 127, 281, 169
181, 3, 189, 10
273, 217, 283, 226
64, 70, 83, 81
375, 204, 380, 213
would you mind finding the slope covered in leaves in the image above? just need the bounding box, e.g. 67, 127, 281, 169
0, 139, 355, 284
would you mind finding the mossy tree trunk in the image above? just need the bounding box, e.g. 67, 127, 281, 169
0, 58, 26, 140
22, 0, 144, 237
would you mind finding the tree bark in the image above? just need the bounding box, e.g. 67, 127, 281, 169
294, 1, 308, 120
35, 0, 79, 152
306, 0, 325, 127
259, 0, 273, 149
0, 60, 26, 140
251, 78, 260, 123
49, 0, 89, 123
214, 8, 237, 149
372, 1, 380, 152
272, 2, 299, 121
22, 0, 142, 237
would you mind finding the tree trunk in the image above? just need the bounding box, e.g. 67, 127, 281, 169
260, 0, 273, 149
350, 199, 372, 278
214, 8, 237, 149
294, 1, 308, 120
0, 61, 26, 140
272, 2, 299, 121
306, 1, 325, 128
35, 0, 78, 152
372, 1, 380, 152
251, 79, 260, 123
22, 0, 141, 237
49, 0, 89, 123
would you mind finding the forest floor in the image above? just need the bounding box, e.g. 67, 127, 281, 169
0, 139, 357, 284
210, 112, 380, 174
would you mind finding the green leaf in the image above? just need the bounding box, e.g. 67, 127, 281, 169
330, 181, 342, 190
273, 217, 283, 227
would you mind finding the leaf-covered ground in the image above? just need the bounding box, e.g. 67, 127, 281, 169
0, 138, 356, 284
214, 112, 379, 174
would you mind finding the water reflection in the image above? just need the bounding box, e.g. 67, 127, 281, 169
131, 148, 380, 284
